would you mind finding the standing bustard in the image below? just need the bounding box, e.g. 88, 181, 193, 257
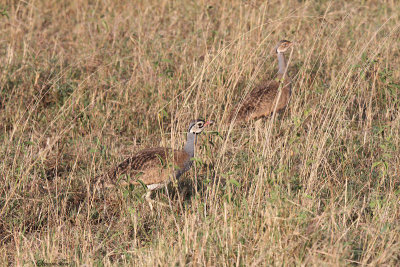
228, 40, 294, 124
96, 119, 213, 209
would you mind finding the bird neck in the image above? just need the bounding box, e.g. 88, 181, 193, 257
184, 132, 196, 158
277, 52, 288, 79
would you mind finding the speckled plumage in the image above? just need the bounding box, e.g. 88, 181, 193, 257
100, 147, 191, 188
229, 78, 291, 123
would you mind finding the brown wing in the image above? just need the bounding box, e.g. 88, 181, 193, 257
98, 147, 190, 187
229, 79, 291, 122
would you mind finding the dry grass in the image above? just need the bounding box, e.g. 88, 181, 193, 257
1, 0, 400, 265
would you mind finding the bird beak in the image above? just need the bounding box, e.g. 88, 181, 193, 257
204, 120, 214, 127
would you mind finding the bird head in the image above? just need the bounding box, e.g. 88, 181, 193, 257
188, 119, 214, 134
276, 40, 293, 54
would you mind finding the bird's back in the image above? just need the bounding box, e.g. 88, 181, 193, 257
99, 147, 191, 187
229, 78, 291, 122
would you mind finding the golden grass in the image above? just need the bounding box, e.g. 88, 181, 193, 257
1, 0, 399, 265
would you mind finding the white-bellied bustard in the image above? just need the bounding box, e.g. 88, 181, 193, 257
96, 119, 213, 209
228, 40, 294, 139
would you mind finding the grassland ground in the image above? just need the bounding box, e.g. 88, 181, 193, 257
0, 0, 400, 265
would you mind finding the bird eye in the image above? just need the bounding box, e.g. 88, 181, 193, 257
198, 122, 204, 127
